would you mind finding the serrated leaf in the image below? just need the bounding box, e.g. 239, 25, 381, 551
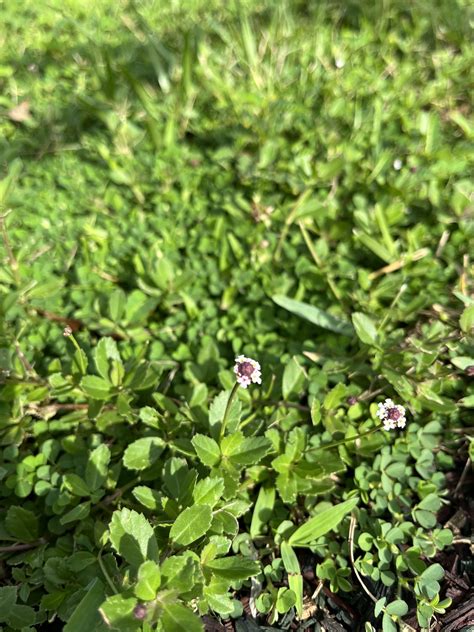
123, 437, 165, 471
289, 497, 359, 546
0, 586, 17, 614
170, 504, 212, 546
134, 561, 161, 601
132, 486, 162, 511
80, 375, 112, 400
5, 506, 39, 542
191, 434, 221, 467
109, 508, 159, 569
99, 594, 139, 632
272, 295, 353, 335
192, 477, 225, 507
221, 432, 271, 466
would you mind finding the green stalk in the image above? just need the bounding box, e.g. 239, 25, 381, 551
220, 382, 240, 439
66, 332, 86, 375
309, 423, 384, 452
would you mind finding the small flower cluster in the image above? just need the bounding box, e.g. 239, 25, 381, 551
234, 355, 261, 388
376, 398, 407, 431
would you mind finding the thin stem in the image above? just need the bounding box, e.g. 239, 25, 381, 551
220, 382, 240, 439
0, 212, 21, 286
66, 333, 86, 375
0, 539, 46, 553
348, 515, 377, 603
98, 549, 118, 594
309, 424, 384, 452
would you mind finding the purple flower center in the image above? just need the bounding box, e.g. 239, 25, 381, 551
133, 604, 147, 620
387, 407, 401, 421
237, 361, 254, 377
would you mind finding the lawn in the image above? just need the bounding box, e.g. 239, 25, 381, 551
0, 1, 473, 631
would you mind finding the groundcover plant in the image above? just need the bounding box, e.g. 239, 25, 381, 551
0, 1, 473, 631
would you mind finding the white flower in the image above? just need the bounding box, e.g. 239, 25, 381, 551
234, 355, 262, 388
335, 58, 345, 69
376, 398, 407, 431
393, 159, 403, 171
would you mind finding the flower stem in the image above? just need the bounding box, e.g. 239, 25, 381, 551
310, 423, 384, 452
66, 333, 86, 375
220, 382, 240, 439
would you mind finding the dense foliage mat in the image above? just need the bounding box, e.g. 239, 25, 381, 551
0, 1, 473, 631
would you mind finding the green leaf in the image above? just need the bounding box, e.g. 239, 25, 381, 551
310, 399, 321, 425
191, 434, 221, 467
99, 594, 139, 632
170, 504, 212, 546
272, 295, 353, 335
134, 561, 161, 601
123, 437, 165, 471
0, 586, 17, 616
460, 304, 474, 332
280, 541, 300, 574
420, 563, 444, 582
64, 578, 105, 632
352, 312, 378, 345
282, 356, 306, 399
250, 485, 275, 538
221, 432, 271, 466
192, 477, 225, 507
375, 596, 386, 617
204, 556, 260, 580
109, 508, 159, 569
385, 599, 408, 617
7, 604, 36, 629
323, 383, 347, 410
275, 587, 296, 613
5, 506, 39, 542
289, 497, 359, 546
132, 486, 162, 511
95, 337, 121, 381
80, 375, 112, 400
382, 613, 397, 632
85, 444, 111, 491
281, 542, 302, 617
60, 502, 91, 525
160, 602, 203, 632
109, 289, 126, 322
209, 390, 241, 437
413, 508, 437, 528
63, 473, 90, 497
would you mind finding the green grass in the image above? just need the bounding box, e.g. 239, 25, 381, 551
0, 1, 473, 631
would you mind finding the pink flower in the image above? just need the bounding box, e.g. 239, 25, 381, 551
234, 355, 262, 388
376, 398, 407, 431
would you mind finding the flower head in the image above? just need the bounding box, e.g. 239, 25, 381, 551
376, 398, 407, 431
234, 355, 261, 388
63, 326, 72, 337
